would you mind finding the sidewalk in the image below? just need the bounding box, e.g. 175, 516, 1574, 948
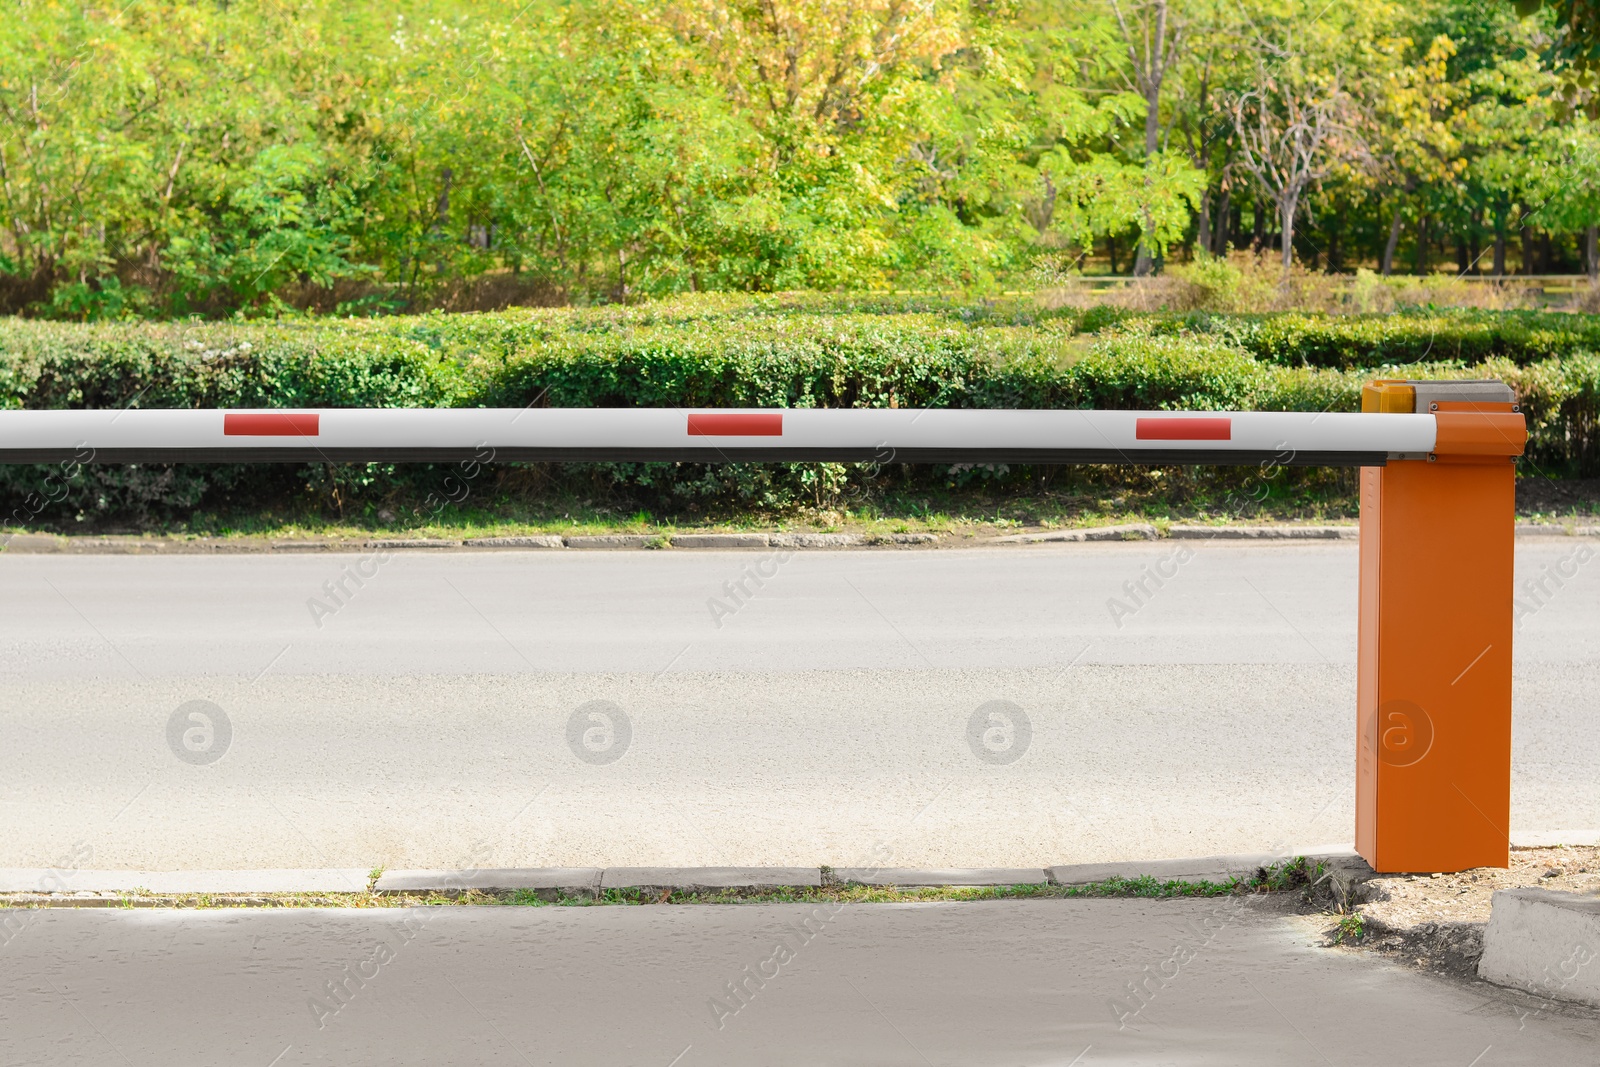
3, 897, 1592, 1066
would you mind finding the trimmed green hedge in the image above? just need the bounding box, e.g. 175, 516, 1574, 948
1187, 311, 1600, 370
2, 297, 1597, 525
1071, 307, 1600, 369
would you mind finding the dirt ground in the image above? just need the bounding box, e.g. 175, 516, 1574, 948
1517, 476, 1600, 518
1297, 846, 1600, 984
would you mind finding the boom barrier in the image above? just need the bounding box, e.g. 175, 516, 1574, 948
0, 379, 1529, 874
0, 406, 1451, 465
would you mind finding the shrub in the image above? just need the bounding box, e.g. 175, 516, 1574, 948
1, 296, 1595, 528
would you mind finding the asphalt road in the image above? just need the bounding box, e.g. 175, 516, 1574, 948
3, 898, 1596, 1066
1, 540, 1596, 870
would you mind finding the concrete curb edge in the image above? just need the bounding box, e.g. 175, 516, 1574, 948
4, 837, 1595, 898
2, 523, 1595, 554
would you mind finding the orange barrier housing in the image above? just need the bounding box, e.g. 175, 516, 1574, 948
1357, 381, 1527, 873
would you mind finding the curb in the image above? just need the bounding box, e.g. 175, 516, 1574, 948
1479, 888, 1600, 1007
462, 535, 566, 549
1047, 853, 1280, 886
3, 523, 1596, 554
992, 523, 1157, 543
18, 841, 1595, 900
1167, 524, 1356, 540
671, 533, 771, 549
769, 533, 865, 548
1048, 849, 1368, 887
0, 851, 1388, 900
1516, 523, 1600, 537
565, 535, 659, 549
373, 867, 601, 895
599, 867, 823, 891
833, 867, 1049, 887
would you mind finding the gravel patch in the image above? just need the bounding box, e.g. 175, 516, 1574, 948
1322, 845, 1600, 981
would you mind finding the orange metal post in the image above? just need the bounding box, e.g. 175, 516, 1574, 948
1357, 381, 1527, 873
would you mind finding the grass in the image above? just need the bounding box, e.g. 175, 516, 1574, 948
12, 465, 1588, 546
2, 466, 1375, 544
0, 860, 1319, 911
1332, 912, 1366, 944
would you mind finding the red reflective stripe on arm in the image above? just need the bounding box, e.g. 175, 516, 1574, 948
224, 413, 321, 437
1135, 417, 1231, 441
687, 413, 783, 437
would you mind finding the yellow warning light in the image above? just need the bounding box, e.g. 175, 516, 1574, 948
1362, 380, 1417, 414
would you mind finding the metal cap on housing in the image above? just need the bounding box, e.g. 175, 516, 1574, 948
1364, 379, 1517, 414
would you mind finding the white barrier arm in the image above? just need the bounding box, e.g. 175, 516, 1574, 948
0, 408, 1437, 466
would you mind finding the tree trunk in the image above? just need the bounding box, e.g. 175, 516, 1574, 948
1252, 203, 1265, 253
1522, 217, 1535, 276
1196, 187, 1212, 259
1131, 2, 1167, 278
1587, 225, 1598, 281
1107, 234, 1120, 275
1456, 237, 1469, 274
1131, 160, 1159, 276
1133, 234, 1155, 276
435, 167, 453, 232
1280, 195, 1296, 271
1034, 172, 1058, 235
1214, 186, 1232, 256
1328, 222, 1342, 273
1381, 209, 1403, 276
1413, 216, 1429, 274
1493, 210, 1507, 276
431, 166, 455, 286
